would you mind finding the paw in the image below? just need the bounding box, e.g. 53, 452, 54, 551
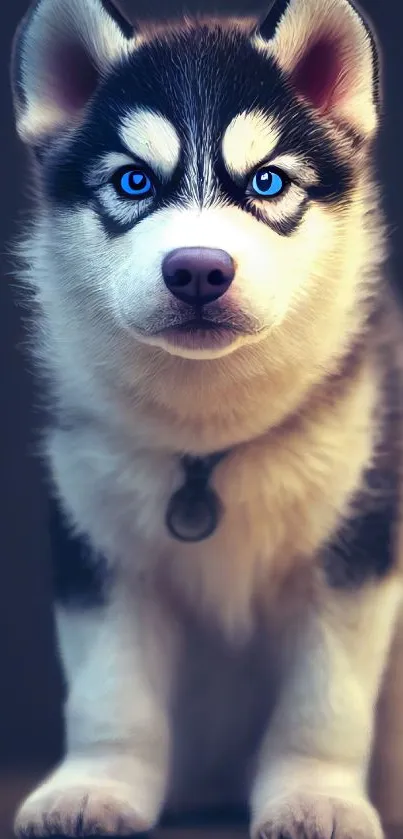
253, 792, 384, 839
14, 780, 152, 837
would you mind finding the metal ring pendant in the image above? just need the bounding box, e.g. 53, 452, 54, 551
166, 483, 222, 542
165, 454, 227, 543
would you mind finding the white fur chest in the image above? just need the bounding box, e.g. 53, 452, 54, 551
48, 393, 371, 637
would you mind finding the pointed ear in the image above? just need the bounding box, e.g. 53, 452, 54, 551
252, 0, 380, 140
11, 0, 134, 145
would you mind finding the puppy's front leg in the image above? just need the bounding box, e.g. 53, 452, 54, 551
251, 578, 402, 839
15, 580, 178, 837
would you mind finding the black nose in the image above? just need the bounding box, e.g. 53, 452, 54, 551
162, 247, 235, 305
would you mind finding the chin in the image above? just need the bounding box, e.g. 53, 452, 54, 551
137, 326, 246, 360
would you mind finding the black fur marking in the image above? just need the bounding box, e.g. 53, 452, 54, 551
323, 465, 398, 588
49, 495, 111, 608
247, 196, 310, 236
100, 0, 134, 40
352, 1, 382, 116
323, 342, 402, 588
41, 24, 355, 238
255, 0, 292, 41
91, 196, 156, 239
307, 180, 354, 204
95, 209, 142, 239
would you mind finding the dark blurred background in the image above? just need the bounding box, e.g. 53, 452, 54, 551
0, 0, 402, 772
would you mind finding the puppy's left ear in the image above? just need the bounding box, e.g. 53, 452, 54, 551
252, 0, 380, 140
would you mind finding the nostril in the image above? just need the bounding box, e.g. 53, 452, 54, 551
171, 268, 192, 287
207, 269, 225, 286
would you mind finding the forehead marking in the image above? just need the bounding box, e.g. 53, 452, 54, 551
222, 110, 281, 179
119, 108, 181, 179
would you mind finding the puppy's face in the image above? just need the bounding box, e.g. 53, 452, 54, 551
12, 0, 381, 398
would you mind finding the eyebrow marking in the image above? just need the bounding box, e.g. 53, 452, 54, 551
119, 108, 181, 179
221, 110, 281, 180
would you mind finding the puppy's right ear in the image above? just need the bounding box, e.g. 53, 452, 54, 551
252, 0, 380, 140
11, 0, 135, 146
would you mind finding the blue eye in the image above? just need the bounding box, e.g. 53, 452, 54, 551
251, 167, 287, 198
116, 168, 153, 198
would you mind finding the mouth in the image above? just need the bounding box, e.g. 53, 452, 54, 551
158, 316, 240, 351
132, 306, 264, 359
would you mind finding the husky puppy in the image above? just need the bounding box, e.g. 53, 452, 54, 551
10, 0, 403, 836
